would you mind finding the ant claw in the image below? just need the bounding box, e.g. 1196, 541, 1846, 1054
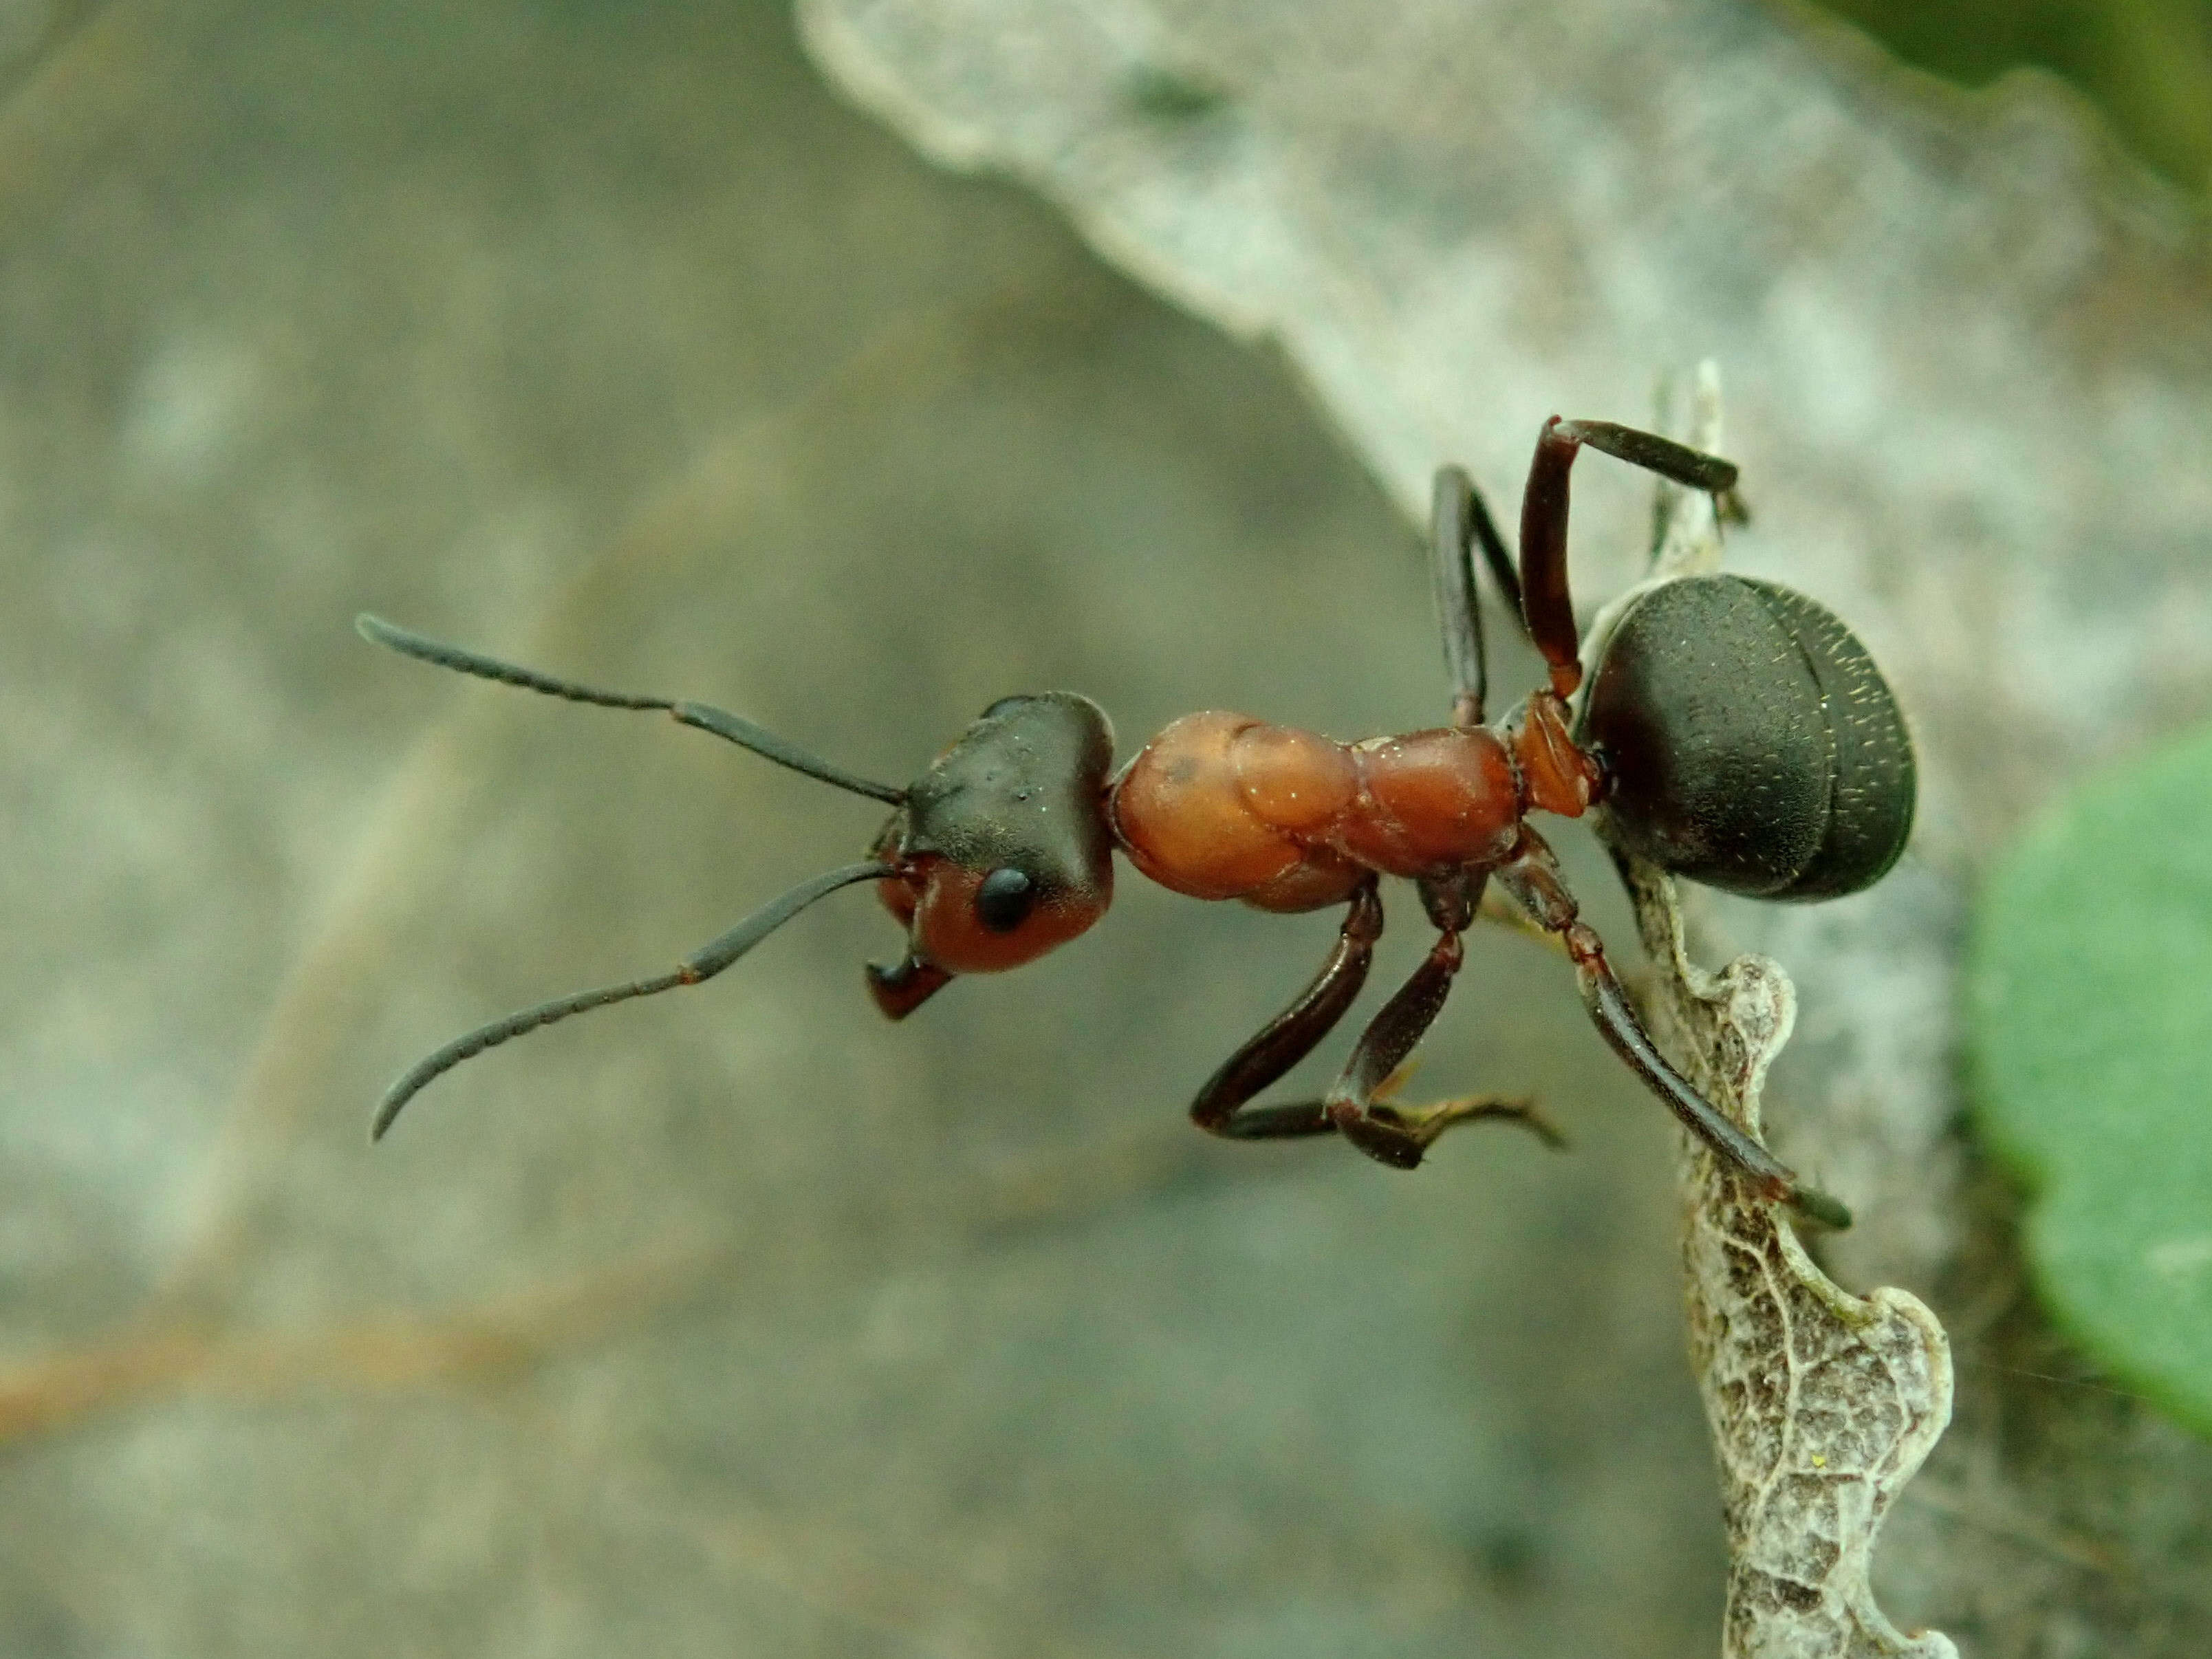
1786, 1186, 1854, 1232
1368, 1087, 1566, 1153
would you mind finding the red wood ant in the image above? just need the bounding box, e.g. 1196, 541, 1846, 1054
360, 418, 1913, 1228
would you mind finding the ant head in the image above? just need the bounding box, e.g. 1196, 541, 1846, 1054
867, 692, 1116, 1018
355, 617, 1126, 1134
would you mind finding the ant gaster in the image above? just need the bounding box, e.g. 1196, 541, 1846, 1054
360, 417, 1914, 1228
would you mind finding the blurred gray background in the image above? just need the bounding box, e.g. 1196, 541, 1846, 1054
1, 1, 2206, 1656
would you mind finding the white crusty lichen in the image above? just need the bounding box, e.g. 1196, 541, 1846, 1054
1605, 368, 1954, 1659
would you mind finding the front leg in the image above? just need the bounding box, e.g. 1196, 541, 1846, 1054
1190, 882, 1383, 1142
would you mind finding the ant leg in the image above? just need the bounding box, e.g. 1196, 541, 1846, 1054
1324, 872, 1559, 1169
1516, 419, 1739, 700
1491, 828, 1850, 1227
1190, 883, 1382, 1142
1464, 479, 1525, 631
1431, 467, 1486, 726
1431, 467, 1517, 727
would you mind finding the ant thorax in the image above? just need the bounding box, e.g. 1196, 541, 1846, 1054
1109, 711, 1531, 909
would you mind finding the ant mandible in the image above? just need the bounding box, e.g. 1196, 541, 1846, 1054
360, 416, 1915, 1228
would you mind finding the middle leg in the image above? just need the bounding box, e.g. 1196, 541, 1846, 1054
1325, 871, 1562, 1171
1189, 877, 1555, 1166
1429, 465, 1523, 728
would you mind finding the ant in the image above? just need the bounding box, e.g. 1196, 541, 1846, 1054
360, 416, 1913, 1228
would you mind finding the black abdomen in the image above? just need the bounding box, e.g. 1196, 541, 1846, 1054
1577, 575, 1915, 900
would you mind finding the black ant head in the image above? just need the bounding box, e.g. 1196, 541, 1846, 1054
865, 692, 1117, 1018
354, 616, 1120, 1136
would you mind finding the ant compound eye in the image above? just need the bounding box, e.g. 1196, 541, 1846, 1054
907, 853, 1107, 975
973, 867, 1037, 933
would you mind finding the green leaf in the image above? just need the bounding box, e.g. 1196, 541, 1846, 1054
1970, 720, 2212, 1436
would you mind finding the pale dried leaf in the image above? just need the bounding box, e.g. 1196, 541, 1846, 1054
1598, 378, 1953, 1658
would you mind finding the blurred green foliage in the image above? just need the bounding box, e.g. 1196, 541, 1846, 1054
1967, 720, 2212, 1438
1834, 0, 2212, 1446
1819, 0, 2212, 191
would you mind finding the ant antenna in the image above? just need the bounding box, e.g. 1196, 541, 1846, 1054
371, 859, 896, 1140
356, 614, 905, 804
